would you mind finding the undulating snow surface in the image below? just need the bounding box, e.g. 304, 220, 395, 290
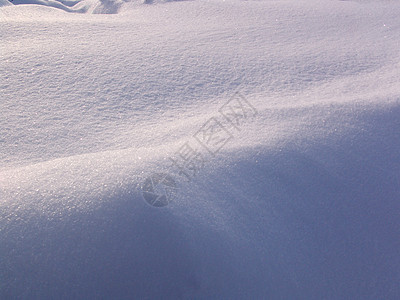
1, 0, 400, 298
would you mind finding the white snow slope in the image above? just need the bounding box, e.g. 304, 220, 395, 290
1, 0, 400, 298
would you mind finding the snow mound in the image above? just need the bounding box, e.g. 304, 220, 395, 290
1, 0, 400, 298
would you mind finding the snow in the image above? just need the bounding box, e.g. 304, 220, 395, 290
1, 0, 400, 298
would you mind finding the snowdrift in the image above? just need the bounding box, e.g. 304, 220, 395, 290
1, 0, 400, 298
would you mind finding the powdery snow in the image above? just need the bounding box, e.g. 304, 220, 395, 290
1, 0, 400, 298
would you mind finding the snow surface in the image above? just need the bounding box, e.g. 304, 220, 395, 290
1, 0, 400, 298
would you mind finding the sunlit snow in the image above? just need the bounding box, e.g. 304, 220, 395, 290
1, 0, 399, 298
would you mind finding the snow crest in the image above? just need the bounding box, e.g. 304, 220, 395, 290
1, 0, 400, 298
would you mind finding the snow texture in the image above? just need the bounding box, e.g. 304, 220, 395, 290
1, 0, 400, 298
